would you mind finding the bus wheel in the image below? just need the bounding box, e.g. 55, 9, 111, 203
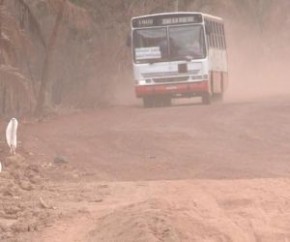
202, 93, 211, 105
161, 96, 171, 107
154, 96, 171, 107
213, 93, 224, 102
165, 97, 172, 107
143, 97, 154, 108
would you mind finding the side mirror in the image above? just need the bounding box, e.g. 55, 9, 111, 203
126, 34, 131, 47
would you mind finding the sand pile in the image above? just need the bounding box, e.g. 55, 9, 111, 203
84, 180, 290, 242
0, 154, 53, 241
87, 199, 180, 242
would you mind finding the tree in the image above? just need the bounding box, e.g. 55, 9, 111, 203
34, 0, 90, 115
0, 0, 44, 115
0, 0, 89, 116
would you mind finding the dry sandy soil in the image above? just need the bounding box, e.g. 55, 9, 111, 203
1, 95, 290, 242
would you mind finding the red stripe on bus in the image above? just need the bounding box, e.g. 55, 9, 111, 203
135, 81, 208, 97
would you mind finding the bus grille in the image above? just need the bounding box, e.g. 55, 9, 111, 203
153, 76, 189, 83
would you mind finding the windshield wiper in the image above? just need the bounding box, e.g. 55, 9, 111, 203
171, 55, 193, 62
184, 55, 194, 61
148, 59, 158, 64
147, 58, 168, 64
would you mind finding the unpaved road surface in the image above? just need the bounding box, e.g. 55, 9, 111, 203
1, 96, 290, 241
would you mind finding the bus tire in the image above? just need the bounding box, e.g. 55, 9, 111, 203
146, 96, 171, 107
202, 93, 211, 105
143, 97, 154, 108
161, 96, 172, 107
166, 97, 172, 107
213, 93, 224, 102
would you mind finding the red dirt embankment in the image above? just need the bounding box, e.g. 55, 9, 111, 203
1, 95, 290, 241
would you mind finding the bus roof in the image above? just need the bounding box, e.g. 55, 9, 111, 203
131, 12, 223, 22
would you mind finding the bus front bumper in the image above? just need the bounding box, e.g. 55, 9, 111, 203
135, 81, 208, 97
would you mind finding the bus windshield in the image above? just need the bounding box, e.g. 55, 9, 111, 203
133, 25, 206, 63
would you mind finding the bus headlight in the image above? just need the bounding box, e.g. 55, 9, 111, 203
138, 80, 149, 85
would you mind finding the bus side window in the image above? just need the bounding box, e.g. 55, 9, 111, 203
220, 24, 225, 49
216, 23, 222, 49
212, 22, 218, 48
209, 21, 214, 48
221, 25, 226, 49
206, 30, 210, 48
205, 20, 211, 35
217, 23, 223, 49
205, 20, 211, 47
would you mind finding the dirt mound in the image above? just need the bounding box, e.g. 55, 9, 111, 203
87, 199, 180, 242
84, 180, 290, 242
0, 154, 54, 241
85, 196, 244, 242
1, 97, 290, 241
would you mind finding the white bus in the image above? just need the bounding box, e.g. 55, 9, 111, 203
129, 12, 228, 107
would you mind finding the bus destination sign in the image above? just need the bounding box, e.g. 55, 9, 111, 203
132, 14, 203, 28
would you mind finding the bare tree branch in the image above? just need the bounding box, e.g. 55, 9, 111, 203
13, 0, 46, 48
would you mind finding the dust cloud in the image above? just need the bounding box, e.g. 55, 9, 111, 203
225, 14, 290, 103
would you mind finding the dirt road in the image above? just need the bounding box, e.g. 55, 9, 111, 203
22, 95, 290, 181
1, 95, 290, 241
